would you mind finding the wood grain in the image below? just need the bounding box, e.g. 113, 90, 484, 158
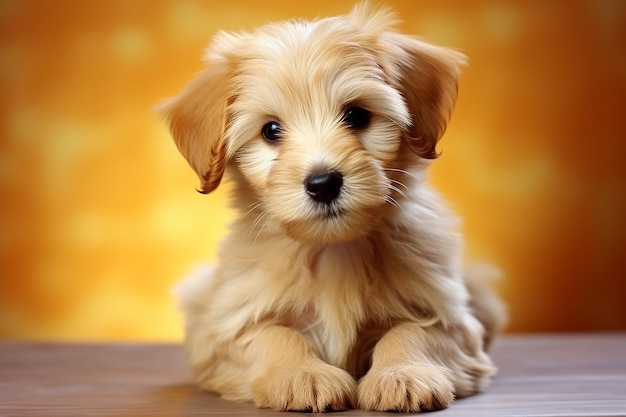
1, 334, 625, 416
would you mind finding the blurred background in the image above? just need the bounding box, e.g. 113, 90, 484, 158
1, 0, 625, 341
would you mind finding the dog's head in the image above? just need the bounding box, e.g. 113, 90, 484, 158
160, 3, 466, 245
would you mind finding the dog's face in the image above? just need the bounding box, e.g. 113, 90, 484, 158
161, 4, 466, 245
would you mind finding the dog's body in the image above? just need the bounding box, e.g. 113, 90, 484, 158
161, 3, 503, 413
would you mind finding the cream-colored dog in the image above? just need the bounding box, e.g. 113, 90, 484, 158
161, 3, 503, 413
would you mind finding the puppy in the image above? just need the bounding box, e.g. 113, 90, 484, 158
161, 3, 503, 413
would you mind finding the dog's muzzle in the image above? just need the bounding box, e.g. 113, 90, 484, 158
304, 170, 343, 204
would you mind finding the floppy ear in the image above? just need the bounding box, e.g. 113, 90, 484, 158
379, 32, 467, 159
158, 34, 239, 194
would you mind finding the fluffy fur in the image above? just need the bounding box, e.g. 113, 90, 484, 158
161, 3, 503, 413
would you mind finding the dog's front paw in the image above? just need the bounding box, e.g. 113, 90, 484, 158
251, 360, 357, 412
357, 364, 455, 412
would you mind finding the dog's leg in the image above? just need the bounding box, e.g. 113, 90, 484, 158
247, 325, 357, 412
465, 264, 506, 350
357, 321, 494, 412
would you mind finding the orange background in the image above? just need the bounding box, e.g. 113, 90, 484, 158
1, 0, 625, 341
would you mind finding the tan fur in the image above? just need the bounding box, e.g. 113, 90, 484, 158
161, 3, 503, 413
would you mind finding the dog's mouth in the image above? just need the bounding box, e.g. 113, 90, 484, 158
316, 203, 346, 220
269, 166, 390, 244
279, 196, 384, 245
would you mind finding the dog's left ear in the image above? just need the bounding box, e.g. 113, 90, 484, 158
379, 32, 467, 159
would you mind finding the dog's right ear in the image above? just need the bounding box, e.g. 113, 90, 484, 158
158, 33, 241, 194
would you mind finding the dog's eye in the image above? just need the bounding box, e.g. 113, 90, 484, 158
342, 106, 371, 130
261, 121, 282, 143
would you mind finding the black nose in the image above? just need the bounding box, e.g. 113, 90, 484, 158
304, 171, 343, 204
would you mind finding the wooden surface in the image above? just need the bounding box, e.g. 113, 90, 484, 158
1, 334, 625, 416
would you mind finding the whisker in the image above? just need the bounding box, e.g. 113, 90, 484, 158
385, 195, 401, 209
247, 210, 268, 237
241, 201, 263, 221
389, 178, 409, 190
384, 167, 420, 182
253, 215, 272, 246
387, 183, 407, 199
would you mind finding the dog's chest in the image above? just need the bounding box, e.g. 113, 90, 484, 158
294, 243, 383, 369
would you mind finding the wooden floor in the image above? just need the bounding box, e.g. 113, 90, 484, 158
1, 334, 625, 416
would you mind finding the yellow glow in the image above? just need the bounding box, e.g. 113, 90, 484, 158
1, 0, 625, 340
